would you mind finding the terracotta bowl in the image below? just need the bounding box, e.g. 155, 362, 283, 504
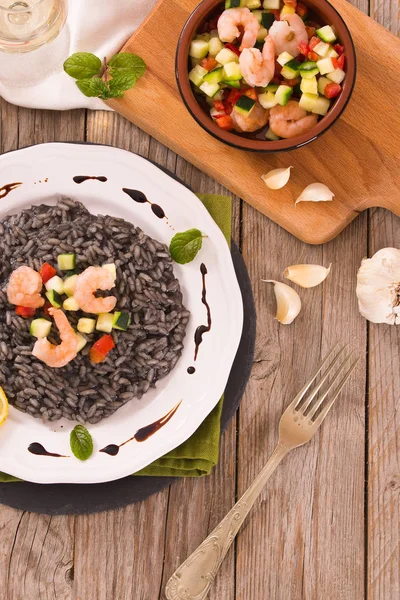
176, 0, 356, 152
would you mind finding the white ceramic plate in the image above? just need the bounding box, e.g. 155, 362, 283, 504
0, 143, 243, 484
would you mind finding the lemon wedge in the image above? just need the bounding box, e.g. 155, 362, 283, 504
0, 387, 9, 426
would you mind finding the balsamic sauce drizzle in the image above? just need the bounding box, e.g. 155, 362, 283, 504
100, 401, 182, 456
28, 442, 67, 458
122, 188, 166, 220
73, 176, 108, 184
187, 366, 196, 374
0, 182, 22, 198
193, 263, 211, 361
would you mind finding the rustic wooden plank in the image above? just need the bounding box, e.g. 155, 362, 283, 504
0, 102, 84, 600
235, 201, 367, 599
367, 3, 400, 599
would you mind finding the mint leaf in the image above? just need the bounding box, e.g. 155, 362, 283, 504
109, 72, 137, 93
70, 425, 93, 461
76, 78, 109, 98
169, 229, 203, 264
63, 53, 102, 80
109, 53, 146, 80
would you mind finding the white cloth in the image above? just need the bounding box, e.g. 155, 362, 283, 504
0, 0, 157, 111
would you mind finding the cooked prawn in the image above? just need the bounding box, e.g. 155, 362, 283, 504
268, 13, 308, 57
269, 100, 318, 139
231, 101, 269, 133
217, 7, 260, 51
7, 265, 44, 308
32, 308, 78, 368
239, 35, 275, 88
74, 266, 116, 314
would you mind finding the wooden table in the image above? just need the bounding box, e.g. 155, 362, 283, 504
0, 0, 398, 597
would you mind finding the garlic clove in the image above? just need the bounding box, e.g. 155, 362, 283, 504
262, 280, 301, 324
295, 183, 334, 204
261, 167, 293, 190
283, 263, 332, 288
356, 247, 400, 325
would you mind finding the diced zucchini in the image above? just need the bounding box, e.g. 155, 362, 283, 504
327, 68, 345, 84
199, 81, 220, 98
223, 79, 241, 88
300, 76, 318, 95
189, 64, 208, 87
57, 253, 76, 271
299, 61, 319, 78
280, 5, 295, 16
312, 96, 331, 116
63, 274, 78, 297
265, 83, 279, 92
30, 318, 51, 339
257, 26, 268, 42
65, 269, 80, 277
189, 39, 209, 59
263, 0, 280, 8
113, 311, 131, 331
63, 296, 80, 311
45, 289, 62, 308
223, 62, 242, 80
205, 89, 223, 105
203, 66, 224, 84
313, 41, 330, 57
325, 46, 339, 58
281, 58, 301, 79
208, 37, 224, 57
225, 0, 242, 6
318, 76, 331, 96
102, 263, 117, 280
246, 0, 261, 8
299, 92, 318, 112
76, 333, 87, 352
265, 126, 280, 141
258, 91, 278, 109
215, 48, 239, 65
96, 313, 115, 333
235, 95, 256, 115
261, 11, 275, 28
316, 25, 337, 43
277, 51, 294, 67
45, 275, 64, 295
317, 57, 335, 75
253, 9, 263, 22
275, 85, 292, 106
77, 317, 96, 334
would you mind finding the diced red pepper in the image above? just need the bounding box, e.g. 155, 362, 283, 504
296, 2, 308, 17
305, 25, 316, 39
201, 57, 218, 72
270, 9, 280, 20
243, 88, 257, 101
15, 306, 36, 318
297, 40, 309, 56
324, 82, 341, 99
39, 262, 57, 284
333, 43, 344, 55
332, 54, 345, 70
307, 51, 319, 62
213, 100, 225, 112
224, 101, 233, 115
215, 114, 234, 131
89, 334, 115, 363
309, 36, 320, 50
274, 60, 282, 78
225, 43, 241, 56
227, 88, 242, 106
43, 301, 52, 316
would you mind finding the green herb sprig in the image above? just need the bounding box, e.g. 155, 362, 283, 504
70, 424, 94, 461
63, 52, 146, 100
169, 229, 205, 264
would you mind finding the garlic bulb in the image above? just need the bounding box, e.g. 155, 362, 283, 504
356, 248, 400, 324
261, 167, 293, 190
262, 280, 301, 324
295, 183, 334, 204
284, 264, 332, 288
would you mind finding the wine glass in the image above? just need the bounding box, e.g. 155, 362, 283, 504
0, 0, 69, 86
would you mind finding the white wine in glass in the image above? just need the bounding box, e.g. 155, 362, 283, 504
0, 0, 68, 86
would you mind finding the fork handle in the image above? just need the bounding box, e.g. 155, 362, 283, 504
165, 442, 289, 600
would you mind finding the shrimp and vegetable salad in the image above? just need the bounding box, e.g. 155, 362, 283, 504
0, 199, 188, 423
188, 0, 347, 138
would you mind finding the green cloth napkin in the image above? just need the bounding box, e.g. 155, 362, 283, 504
0, 194, 232, 482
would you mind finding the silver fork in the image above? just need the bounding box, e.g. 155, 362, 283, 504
165, 346, 358, 600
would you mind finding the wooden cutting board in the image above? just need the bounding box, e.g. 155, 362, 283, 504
107, 0, 400, 244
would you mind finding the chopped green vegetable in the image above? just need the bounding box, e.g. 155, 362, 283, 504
45, 289, 62, 308
70, 425, 93, 461
30, 318, 51, 339
77, 318, 96, 334
96, 313, 115, 333
113, 311, 131, 331
169, 229, 203, 264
